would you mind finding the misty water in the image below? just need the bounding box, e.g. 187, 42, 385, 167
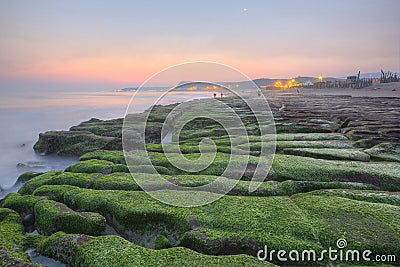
0, 89, 213, 198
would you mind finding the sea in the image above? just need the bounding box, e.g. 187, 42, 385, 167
0, 89, 214, 198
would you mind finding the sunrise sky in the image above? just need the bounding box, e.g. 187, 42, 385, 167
0, 0, 399, 90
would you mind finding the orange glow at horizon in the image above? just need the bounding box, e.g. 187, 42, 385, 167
0, 54, 383, 85
0, 53, 325, 84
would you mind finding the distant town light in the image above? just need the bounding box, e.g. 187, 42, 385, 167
318, 75, 323, 81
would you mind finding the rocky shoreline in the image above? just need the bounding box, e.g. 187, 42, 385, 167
1, 93, 399, 266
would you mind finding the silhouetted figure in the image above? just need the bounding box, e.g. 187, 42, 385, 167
220, 92, 223, 98
213, 93, 216, 98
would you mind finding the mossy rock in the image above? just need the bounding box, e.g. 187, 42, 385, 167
239, 140, 355, 153
274, 180, 375, 196
272, 154, 400, 189
177, 128, 229, 141
292, 193, 400, 264
21, 153, 400, 196
65, 159, 116, 174
2, 193, 41, 215
80, 150, 126, 164
32, 185, 80, 202
154, 234, 172, 250
184, 133, 349, 147
33, 186, 322, 258
70, 122, 122, 138
274, 133, 348, 141
354, 137, 387, 148
0, 208, 37, 266
20, 234, 45, 250
128, 165, 173, 175
34, 200, 106, 236
37, 232, 275, 266
34, 130, 121, 156
16, 171, 43, 183
149, 152, 264, 180
19, 170, 92, 195
14, 170, 375, 198
283, 148, 370, 161
364, 143, 400, 162
90, 173, 141, 191
27, 186, 396, 265
146, 142, 232, 154
310, 189, 400, 206
28, 188, 400, 266
276, 124, 332, 133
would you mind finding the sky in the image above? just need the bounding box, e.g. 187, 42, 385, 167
0, 0, 399, 91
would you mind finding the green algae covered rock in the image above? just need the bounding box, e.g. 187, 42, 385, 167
22, 171, 374, 197
364, 143, 400, 162
31, 186, 322, 253
37, 232, 275, 267
310, 189, 400, 206
291, 193, 400, 260
20, 234, 45, 251
31, 185, 400, 266
34, 130, 121, 156
34, 199, 106, 236
75, 147, 397, 190
241, 140, 356, 153
69, 118, 123, 137
19, 170, 90, 195
65, 159, 128, 174
16, 171, 44, 184
33, 186, 321, 250
1, 193, 41, 215
283, 148, 370, 161
80, 150, 126, 164
273, 154, 400, 189
0, 208, 39, 266
154, 234, 172, 250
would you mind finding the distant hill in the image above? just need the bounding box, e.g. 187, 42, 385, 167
251, 78, 274, 87
115, 87, 137, 92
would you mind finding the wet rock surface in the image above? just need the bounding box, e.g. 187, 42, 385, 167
34, 94, 400, 157
266, 94, 400, 144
